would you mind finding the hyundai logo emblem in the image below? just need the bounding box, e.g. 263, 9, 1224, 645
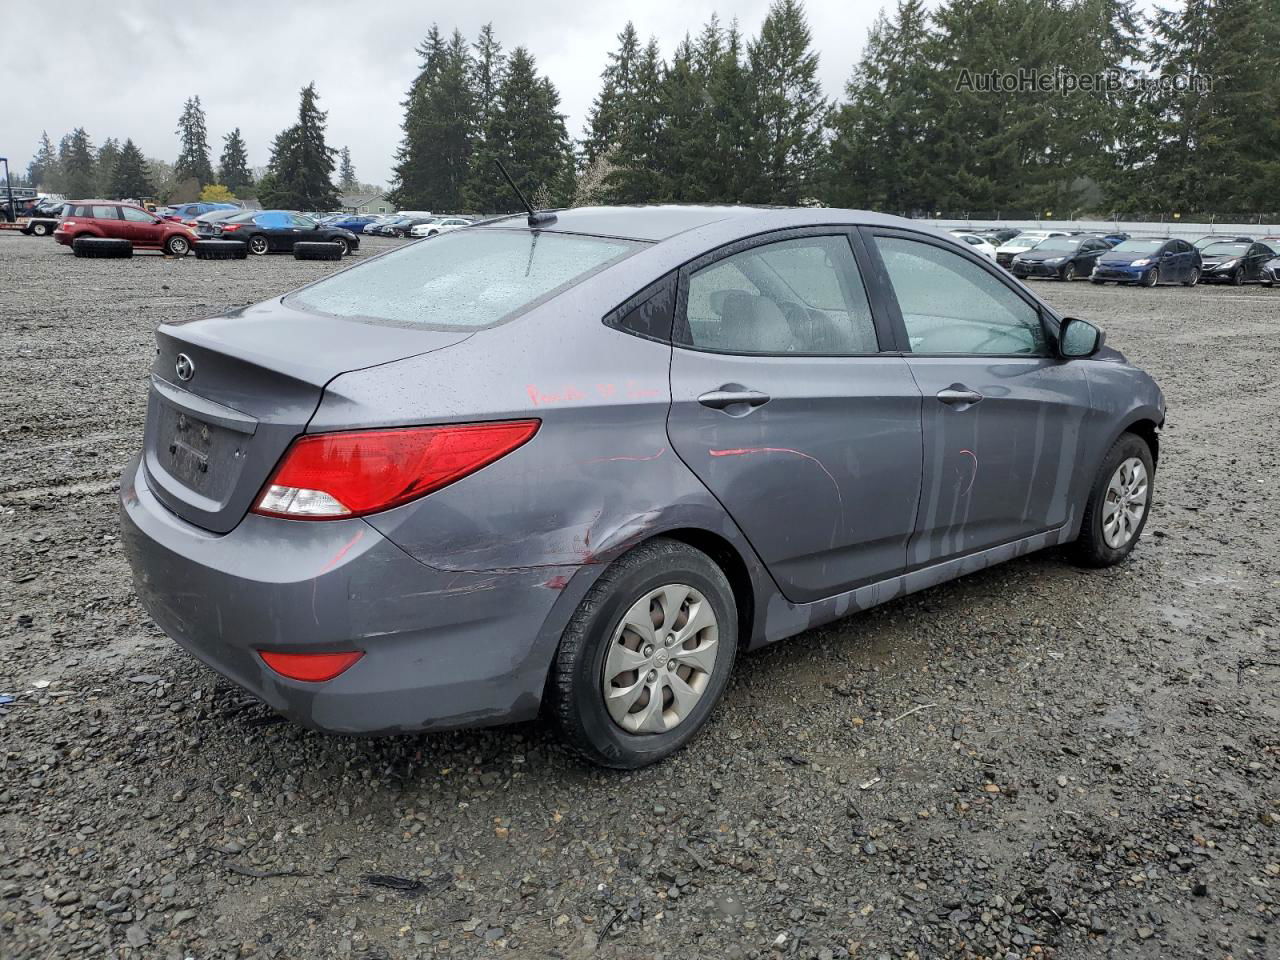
175, 353, 195, 382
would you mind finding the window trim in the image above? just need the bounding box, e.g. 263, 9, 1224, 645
672, 227, 894, 358
858, 226, 1059, 359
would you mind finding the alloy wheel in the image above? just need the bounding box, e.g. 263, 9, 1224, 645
249, 236, 269, 255
1102, 457, 1148, 549
601, 584, 720, 734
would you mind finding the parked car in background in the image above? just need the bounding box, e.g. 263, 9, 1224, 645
190, 208, 250, 238
326, 214, 381, 233
1102, 232, 1129, 245
982, 228, 1022, 245
162, 201, 240, 222
213, 210, 360, 255
994, 231, 1069, 268
381, 216, 439, 238
1197, 240, 1276, 285
409, 216, 473, 238
54, 201, 198, 255
1261, 254, 1280, 287
362, 215, 400, 234
119, 204, 1163, 768
1011, 235, 1113, 281
1090, 237, 1201, 286
948, 231, 997, 261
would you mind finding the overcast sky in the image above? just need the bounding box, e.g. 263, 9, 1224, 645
3, 0, 887, 188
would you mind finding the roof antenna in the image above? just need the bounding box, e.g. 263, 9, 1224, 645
494, 158, 557, 228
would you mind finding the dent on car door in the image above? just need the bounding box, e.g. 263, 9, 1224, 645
861, 229, 1092, 566
665, 229, 924, 603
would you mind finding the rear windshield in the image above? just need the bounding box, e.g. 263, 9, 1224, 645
289, 228, 640, 330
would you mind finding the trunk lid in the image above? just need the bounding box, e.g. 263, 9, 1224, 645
143, 299, 472, 533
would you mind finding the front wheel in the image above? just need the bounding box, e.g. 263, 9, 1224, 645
164, 234, 190, 257
1231, 269, 1243, 286
1060, 262, 1077, 281
330, 236, 349, 256
247, 235, 270, 256
549, 538, 737, 769
1070, 433, 1154, 568
1142, 268, 1159, 287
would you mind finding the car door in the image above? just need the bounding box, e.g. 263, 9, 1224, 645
287, 214, 318, 249
1246, 243, 1267, 281
860, 228, 1091, 567
666, 229, 924, 603
120, 205, 164, 246
1078, 238, 1106, 272
88, 204, 126, 241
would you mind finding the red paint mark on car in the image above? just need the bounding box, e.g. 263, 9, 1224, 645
542, 575, 570, 590
709, 447, 843, 509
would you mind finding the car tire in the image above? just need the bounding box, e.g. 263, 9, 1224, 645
1070, 432, 1155, 569
1142, 268, 1158, 287
293, 241, 344, 261
194, 240, 248, 261
164, 234, 191, 257
549, 538, 738, 769
1061, 262, 1077, 281
1231, 269, 1243, 286
1182, 267, 1200, 287
329, 237, 350, 256
72, 237, 132, 259
247, 235, 270, 256
31, 221, 50, 237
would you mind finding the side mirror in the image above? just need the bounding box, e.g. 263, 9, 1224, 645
1058, 316, 1103, 359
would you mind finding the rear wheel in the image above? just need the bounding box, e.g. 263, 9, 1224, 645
247, 235, 270, 256
1070, 433, 1154, 568
1182, 267, 1200, 287
549, 538, 737, 769
31, 221, 50, 237
164, 234, 190, 257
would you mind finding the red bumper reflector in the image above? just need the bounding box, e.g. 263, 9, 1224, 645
259, 650, 363, 682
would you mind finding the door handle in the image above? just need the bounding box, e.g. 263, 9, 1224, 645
936, 386, 984, 406
697, 388, 771, 410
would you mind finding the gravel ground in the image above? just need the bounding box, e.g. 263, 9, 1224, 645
1, 233, 1277, 960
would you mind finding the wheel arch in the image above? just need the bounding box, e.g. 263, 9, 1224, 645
1121, 416, 1161, 465
653, 527, 756, 650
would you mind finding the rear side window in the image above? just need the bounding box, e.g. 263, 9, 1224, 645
289, 228, 639, 330
680, 235, 878, 355
874, 236, 1047, 356
255, 212, 290, 228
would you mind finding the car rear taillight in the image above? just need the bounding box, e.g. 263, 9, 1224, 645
252, 420, 540, 520
259, 650, 363, 682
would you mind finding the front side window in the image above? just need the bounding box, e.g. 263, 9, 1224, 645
874, 236, 1047, 356
681, 235, 878, 355
290, 214, 317, 228
121, 206, 154, 223
289, 228, 638, 330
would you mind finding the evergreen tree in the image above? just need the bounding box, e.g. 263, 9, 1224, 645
338, 146, 358, 190
463, 47, 574, 211
604, 38, 666, 202
583, 23, 642, 165
110, 139, 153, 199
747, 0, 826, 204
472, 23, 506, 133
174, 95, 214, 186
60, 128, 97, 198
655, 37, 719, 201
96, 138, 121, 197
390, 30, 477, 210
826, 0, 934, 212
28, 131, 58, 190
218, 128, 253, 194
389, 26, 450, 208
704, 21, 758, 202
258, 83, 339, 210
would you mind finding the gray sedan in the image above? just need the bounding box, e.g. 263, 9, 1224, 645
120, 206, 1165, 768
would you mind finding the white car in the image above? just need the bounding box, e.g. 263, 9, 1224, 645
949, 231, 997, 261
410, 217, 473, 238
994, 230, 1069, 266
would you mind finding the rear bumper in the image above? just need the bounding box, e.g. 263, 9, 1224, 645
119, 455, 580, 734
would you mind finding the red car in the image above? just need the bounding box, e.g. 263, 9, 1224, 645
54, 201, 197, 256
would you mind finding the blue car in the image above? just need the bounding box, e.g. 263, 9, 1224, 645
1090, 237, 1202, 287
164, 202, 241, 223
326, 215, 381, 232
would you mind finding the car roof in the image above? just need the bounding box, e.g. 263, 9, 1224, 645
473, 204, 932, 243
